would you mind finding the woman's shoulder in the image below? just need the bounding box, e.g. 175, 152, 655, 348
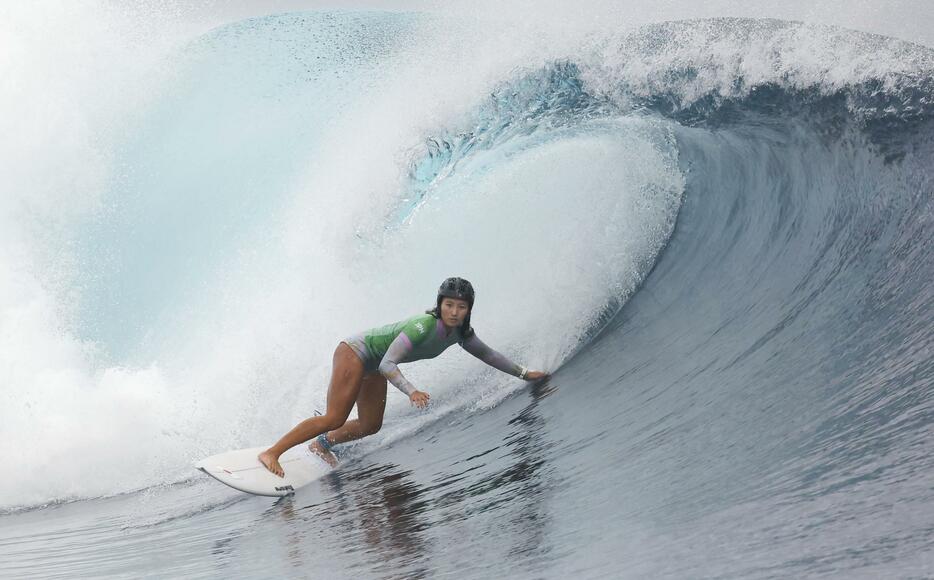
400, 312, 437, 342
458, 325, 475, 341
406, 312, 437, 327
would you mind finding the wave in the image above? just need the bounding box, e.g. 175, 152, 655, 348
1, 12, 931, 521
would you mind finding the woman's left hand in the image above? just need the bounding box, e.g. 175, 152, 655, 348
524, 370, 549, 381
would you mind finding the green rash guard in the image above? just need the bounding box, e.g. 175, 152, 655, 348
343, 313, 527, 397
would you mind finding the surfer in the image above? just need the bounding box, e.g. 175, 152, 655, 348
258, 277, 549, 476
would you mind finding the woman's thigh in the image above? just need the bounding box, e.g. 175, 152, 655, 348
356, 372, 388, 428
326, 343, 366, 421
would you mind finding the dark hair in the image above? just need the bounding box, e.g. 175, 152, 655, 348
427, 295, 474, 338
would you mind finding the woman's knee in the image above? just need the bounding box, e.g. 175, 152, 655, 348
361, 420, 383, 436
321, 414, 348, 432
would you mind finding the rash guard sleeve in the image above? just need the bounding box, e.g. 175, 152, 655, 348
379, 333, 418, 396
378, 316, 434, 396
460, 333, 527, 379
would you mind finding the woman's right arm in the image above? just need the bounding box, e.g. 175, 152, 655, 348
379, 333, 430, 407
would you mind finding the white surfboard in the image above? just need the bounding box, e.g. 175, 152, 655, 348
194, 444, 333, 497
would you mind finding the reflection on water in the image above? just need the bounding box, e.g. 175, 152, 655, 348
247, 380, 563, 578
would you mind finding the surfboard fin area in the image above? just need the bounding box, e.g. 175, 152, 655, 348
194, 445, 333, 497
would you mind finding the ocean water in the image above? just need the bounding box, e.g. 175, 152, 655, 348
1, 4, 932, 579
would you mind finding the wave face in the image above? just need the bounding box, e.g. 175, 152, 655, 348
1, 9, 933, 579
568, 31, 934, 576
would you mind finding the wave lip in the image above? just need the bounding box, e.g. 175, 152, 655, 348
581, 18, 934, 132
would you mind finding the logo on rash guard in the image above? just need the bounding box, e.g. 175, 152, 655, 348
415, 322, 425, 334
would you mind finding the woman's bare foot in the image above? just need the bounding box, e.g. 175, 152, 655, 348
309, 438, 339, 468
257, 449, 284, 477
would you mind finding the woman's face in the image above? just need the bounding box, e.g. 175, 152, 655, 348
440, 297, 470, 328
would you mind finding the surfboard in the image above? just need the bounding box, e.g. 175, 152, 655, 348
194, 444, 333, 497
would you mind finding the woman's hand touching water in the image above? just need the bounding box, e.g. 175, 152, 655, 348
410, 390, 430, 408
524, 370, 549, 381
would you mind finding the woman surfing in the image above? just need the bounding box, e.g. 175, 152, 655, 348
258, 277, 549, 476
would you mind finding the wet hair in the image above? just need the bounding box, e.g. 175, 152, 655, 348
427, 295, 474, 338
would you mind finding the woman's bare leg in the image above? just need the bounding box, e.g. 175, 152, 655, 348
258, 343, 364, 477
321, 372, 388, 446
